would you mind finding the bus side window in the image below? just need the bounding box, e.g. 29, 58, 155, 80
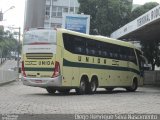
63, 33, 74, 52
102, 51, 107, 58
129, 48, 137, 64
120, 47, 128, 61
86, 48, 89, 55
97, 43, 102, 57
86, 40, 97, 56
74, 47, 82, 54
73, 36, 86, 54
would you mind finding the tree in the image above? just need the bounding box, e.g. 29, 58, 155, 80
78, 0, 133, 36
130, 2, 159, 21
78, 0, 99, 34
141, 40, 160, 70
0, 30, 18, 59
130, 2, 159, 70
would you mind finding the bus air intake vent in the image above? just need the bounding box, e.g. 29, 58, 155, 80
26, 53, 53, 59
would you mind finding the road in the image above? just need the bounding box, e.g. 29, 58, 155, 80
0, 81, 160, 115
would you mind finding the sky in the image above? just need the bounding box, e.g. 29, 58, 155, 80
0, 0, 160, 32
0, 0, 25, 32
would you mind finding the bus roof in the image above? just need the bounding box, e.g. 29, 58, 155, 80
58, 28, 140, 50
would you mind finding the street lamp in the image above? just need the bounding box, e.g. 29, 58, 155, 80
3, 6, 15, 14
0, 6, 15, 21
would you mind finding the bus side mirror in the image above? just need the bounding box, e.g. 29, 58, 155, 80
140, 55, 151, 71
142, 61, 152, 71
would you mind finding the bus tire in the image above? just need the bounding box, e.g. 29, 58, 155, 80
46, 87, 56, 94
90, 79, 98, 94
58, 89, 70, 94
76, 79, 88, 95
126, 79, 138, 92
105, 88, 114, 92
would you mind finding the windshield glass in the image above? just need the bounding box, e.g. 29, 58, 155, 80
23, 29, 56, 45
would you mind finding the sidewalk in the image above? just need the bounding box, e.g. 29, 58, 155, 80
0, 58, 6, 67
0, 60, 18, 86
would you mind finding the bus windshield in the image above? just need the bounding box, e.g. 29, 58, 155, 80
24, 29, 56, 45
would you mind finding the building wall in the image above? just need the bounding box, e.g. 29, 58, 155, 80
24, 0, 79, 29
44, 0, 79, 28
24, 0, 46, 29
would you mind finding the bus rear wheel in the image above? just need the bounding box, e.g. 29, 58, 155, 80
46, 87, 56, 94
90, 80, 98, 94
126, 80, 138, 92
76, 79, 87, 95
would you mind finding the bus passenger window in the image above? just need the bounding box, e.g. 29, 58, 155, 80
129, 49, 137, 64
102, 51, 107, 57
90, 49, 96, 55
74, 47, 82, 54
98, 50, 102, 57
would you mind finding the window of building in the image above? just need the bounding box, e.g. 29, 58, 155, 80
46, 6, 50, 11
70, 7, 74, 13
45, 6, 50, 16
50, 6, 63, 17
63, 7, 69, 13
58, 7, 62, 12
44, 22, 49, 27
52, 6, 57, 12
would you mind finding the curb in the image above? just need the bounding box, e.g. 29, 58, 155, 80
0, 80, 16, 86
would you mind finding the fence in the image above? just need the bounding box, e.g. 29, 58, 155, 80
0, 60, 18, 85
144, 71, 160, 85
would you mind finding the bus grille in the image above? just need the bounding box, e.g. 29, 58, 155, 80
26, 53, 53, 59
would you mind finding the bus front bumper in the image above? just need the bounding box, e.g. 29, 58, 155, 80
21, 76, 62, 87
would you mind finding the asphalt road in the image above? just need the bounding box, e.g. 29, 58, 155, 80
0, 81, 160, 115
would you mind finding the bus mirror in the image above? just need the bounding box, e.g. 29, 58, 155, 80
142, 64, 152, 71
140, 55, 148, 65
140, 55, 151, 71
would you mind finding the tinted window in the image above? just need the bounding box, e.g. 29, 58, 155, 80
63, 33, 137, 64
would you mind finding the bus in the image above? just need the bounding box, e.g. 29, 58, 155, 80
21, 28, 145, 94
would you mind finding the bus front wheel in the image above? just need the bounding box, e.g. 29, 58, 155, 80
46, 87, 56, 94
126, 80, 138, 92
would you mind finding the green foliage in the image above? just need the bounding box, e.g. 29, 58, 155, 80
130, 2, 159, 70
78, 0, 99, 34
0, 30, 18, 58
130, 2, 159, 21
141, 40, 160, 70
78, 1, 160, 70
78, 0, 133, 36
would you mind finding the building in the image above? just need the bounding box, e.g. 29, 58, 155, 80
24, 0, 79, 30
0, 11, 3, 21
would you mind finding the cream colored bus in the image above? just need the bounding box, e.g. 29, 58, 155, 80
22, 28, 144, 94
